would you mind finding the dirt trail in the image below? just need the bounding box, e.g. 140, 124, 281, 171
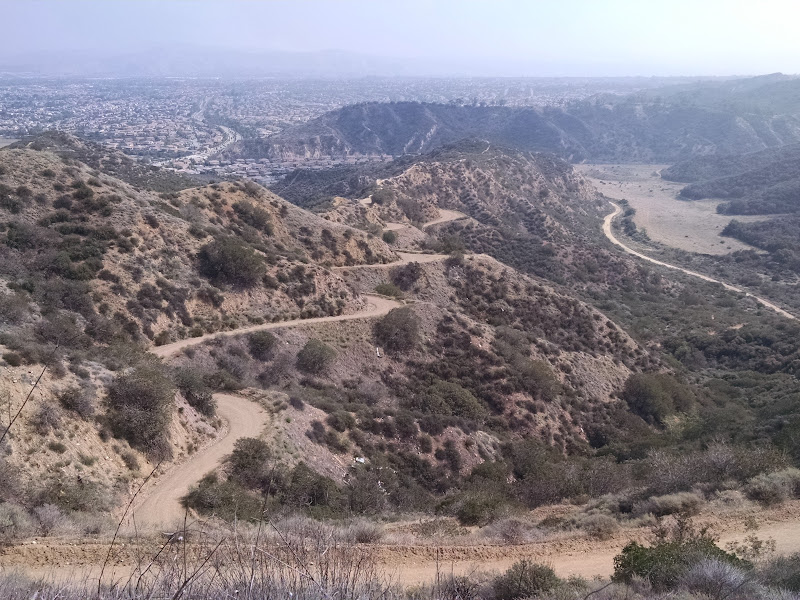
153, 295, 402, 358
421, 209, 468, 230
604, 202, 796, 320
132, 394, 269, 529
8, 510, 800, 585
140, 295, 402, 523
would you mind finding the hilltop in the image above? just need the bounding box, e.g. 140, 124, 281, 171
229, 76, 800, 164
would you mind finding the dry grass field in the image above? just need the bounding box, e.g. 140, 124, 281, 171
577, 163, 771, 255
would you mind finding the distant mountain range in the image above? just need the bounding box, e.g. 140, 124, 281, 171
224, 75, 800, 163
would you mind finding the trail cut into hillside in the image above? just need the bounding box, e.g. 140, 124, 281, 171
604, 202, 796, 320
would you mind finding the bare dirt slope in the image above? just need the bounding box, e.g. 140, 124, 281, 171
132, 394, 269, 529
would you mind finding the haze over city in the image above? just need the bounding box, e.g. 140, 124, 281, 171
3, 0, 800, 76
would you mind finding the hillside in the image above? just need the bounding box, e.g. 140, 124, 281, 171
0, 135, 695, 536
662, 144, 800, 215
228, 76, 800, 164
5, 132, 800, 593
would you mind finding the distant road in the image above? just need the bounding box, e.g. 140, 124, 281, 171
603, 202, 796, 320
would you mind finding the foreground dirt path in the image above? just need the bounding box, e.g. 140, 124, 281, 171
604, 202, 796, 320
8, 504, 800, 585
153, 295, 402, 358
132, 394, 269, 529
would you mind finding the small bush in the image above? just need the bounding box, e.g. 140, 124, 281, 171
579, 513, 620, 540
229, 437, 272, 490
182, 473, 264, 522
107, 364, 175, 459
613, 526, 746, 590
485, 518, 535, 545
57, 386, 94, 418
296, 339, 336, 374
174, 367, 216, 417
31, 403, 62, 435
119, 449, 140, 472
248, 330, 277, 361
33, 504, 66, 537
0, 503, 34, 542
48, 441, 67, 454
198, 237, 266, 288
760, 552, 800, 592
745, 468, 800, 506
680, 558, 755, 599
382, 230, 397, 244
621, 373, 695, 425
374, 307, 420, 354
342, 519, 384, 544
634, 492, 705, 517
492, 560, 560, 600
390, 262, 422, 291
233, 201, 273, 234
374, 282, 403, 298
456, 491, 508, 526
2, 352, 22, 367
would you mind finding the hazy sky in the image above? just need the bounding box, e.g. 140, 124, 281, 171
4, 0, 800, 76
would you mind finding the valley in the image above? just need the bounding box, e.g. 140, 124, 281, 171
578, 164, 769, 255
4, 67, 800, 600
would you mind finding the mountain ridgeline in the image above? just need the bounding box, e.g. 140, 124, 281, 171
227, 76, 800, 164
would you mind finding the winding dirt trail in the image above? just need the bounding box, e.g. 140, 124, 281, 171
420, 209, 468, 230
132, 394, 269, 529
139, 295, 403, 525
604, 202, 796, 320
153, 295, 402, 359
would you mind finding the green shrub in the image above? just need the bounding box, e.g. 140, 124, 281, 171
456, 492, 508, 526
621, 373, 695, 425
382, 230, 397, 244
233, 201, 273, 234
2, 352, 22, 366
229, 437, 272, 490
374, 282, 403, 298
410, 380, 487, 421
47, 441, 67, 454
390, 262, 422, 291
492, 560, 560, 600
744, 468, 800, 506
248, 330, 277, 361
296, 339, 336, 374
374, 307, 420, 354
107, 364, 175, 459
613, 522, 745, 590
198, 237, 266, 288
174, 367, 216, 417
57, 386, 94, 418
183, 473, 264, 522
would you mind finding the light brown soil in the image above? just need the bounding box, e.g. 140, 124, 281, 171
578, 164, 770, 255
604, 202, 796, 320
421, 209, 468, 230
131, 393, 270, 529
6, 500, 800, 585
